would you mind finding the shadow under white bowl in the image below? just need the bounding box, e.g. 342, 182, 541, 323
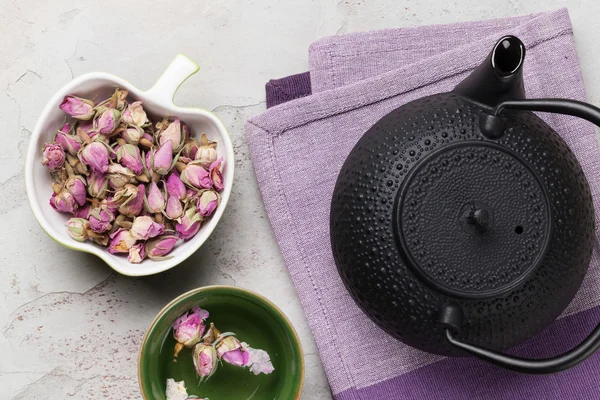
25, 55, 234, 276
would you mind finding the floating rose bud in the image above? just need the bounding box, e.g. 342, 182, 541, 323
107, 228, 137, 254
128, 243, 146, 264
145, 234, 178, 260
246, 345, 275, 375
175, 206, 202, 240
121, 101, 148, 126
74, 203, 91, 219
173, 306, 209, 357
117, 144, 144, 175
93, 107, 121, 135
41, 143, 65, 172
122, 126, 143, 145
181, 163, 212, 190
209, 158, 224, 192
201, 322, 221, 345
195, 146, 217, 169
64, 175, 87, 206
181, 139, 199, 160
59, 95, 95, 120
197, 190, 218, 217
166, 379, 189, 400
145, 181, 166, 213
158, 118, 184, 152
217, 336, 251, 368
118, 183, 145, 217
107, 163, 135, 189
131, 215, 164, 240
79, 141, 110, 173
55, 124, 82, 155
89, 207, 114, 233
192, 343, 218, 382
153, 140, 174, 175
65, 218, 90, 242
87, 171, 108, 199
49, 191, 78, 214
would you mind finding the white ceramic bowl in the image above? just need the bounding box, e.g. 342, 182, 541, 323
25, 55, 234, 276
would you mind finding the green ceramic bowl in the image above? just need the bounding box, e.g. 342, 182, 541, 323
138, 286, 304, 399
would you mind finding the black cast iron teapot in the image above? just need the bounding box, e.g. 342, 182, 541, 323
330, 36, 600, 374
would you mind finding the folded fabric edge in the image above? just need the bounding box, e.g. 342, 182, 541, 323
249, 9, 573, 135
266, 72, 312, 108
244, 120, 359, 395
335, 303, 600, 400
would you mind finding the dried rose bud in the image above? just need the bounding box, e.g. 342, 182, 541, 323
49, 191, 78, 214
42, 143, 65, 172
107, 88, 129, 110
195, 146, 217, 169
87, 171, 108, 199
197, 190, 218, 217
175, 206, 202, 240
122, 126, 143, 145
180, 163, 212, 190
65, 218, 90, 242
89, 207, 114, 233
145, 181, 166, 213
64, 175, 87, 206
166, 194, 183, 220
143, 132, 154, 143
107, 228, 137, 254
158, 118, 185, 152
153, 139, 174, 175
55, 124, 82, 155
59, 95, 95, 120
215, 335, 250, 367
74, 203, 91, 219
166, 171, 187, 200
121, 101, 148, 126
107, 163, 135, 189
181, 140, 198, 161
117, 184, 145, 217
117, 144, 144, 175
100, 195, 120, 215
128, 243, 146, 264
130, 215, 164, 240
145, 234, 178, 260
79, 142, 110, 173
209, 158, 224, 192
246, 345, 275, 375
192, 343, 218, 381
93, 107, 121, 135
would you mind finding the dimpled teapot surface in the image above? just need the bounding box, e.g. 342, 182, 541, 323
330, 36, 600, 374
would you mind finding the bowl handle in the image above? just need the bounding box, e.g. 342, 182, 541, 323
145, 54, 200, 106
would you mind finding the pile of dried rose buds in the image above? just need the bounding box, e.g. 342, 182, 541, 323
41, 88, 224, 264
171, 307, 274, 383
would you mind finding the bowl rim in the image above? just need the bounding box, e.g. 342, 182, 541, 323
137, 285, 305, 399
24, 54, 235, 276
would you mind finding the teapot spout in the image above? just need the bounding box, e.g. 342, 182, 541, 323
453, 36, 525, 107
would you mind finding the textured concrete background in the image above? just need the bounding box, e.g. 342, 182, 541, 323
2, 0, 600, 398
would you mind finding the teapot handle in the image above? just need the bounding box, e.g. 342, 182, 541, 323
441, 98, 600, 375
440, 301, 600, 375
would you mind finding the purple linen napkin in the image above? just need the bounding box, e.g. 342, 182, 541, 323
248, 8, 600, 399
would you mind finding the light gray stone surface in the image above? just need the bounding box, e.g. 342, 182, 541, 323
2, 1, 600, 399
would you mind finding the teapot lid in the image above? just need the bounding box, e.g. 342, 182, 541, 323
396, 142, 550, 298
